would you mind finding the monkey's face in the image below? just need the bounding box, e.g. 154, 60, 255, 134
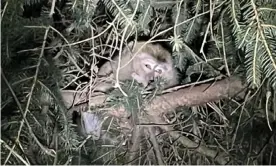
135, 54, 156, 80
137, 53, 172, 80
142, 59, 172, 78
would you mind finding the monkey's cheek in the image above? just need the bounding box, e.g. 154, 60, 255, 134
131, 73, 148, 87
131, 73, 138, 79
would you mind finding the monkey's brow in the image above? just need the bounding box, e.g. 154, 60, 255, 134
156, 55, 167, 62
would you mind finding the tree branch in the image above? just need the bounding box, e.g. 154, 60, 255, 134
145, 76, 245, 115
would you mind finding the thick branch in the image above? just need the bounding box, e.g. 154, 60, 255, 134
145, 76, 245, 115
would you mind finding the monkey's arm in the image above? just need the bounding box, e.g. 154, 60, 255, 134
97, 61, 114, 76
92, 74, 116, 92
94, 61, 116, 92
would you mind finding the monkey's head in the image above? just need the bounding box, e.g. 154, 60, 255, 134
134, 52, 174, 83
126, 41, 177, 87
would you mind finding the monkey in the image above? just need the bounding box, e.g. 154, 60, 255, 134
94, 41, 179, 92
83, 41, 179, 155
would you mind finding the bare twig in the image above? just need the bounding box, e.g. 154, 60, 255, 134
147, 127, 164, 165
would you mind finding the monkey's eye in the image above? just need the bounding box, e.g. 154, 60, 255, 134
155, 69, 162, 74
145, 64, 152, 69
